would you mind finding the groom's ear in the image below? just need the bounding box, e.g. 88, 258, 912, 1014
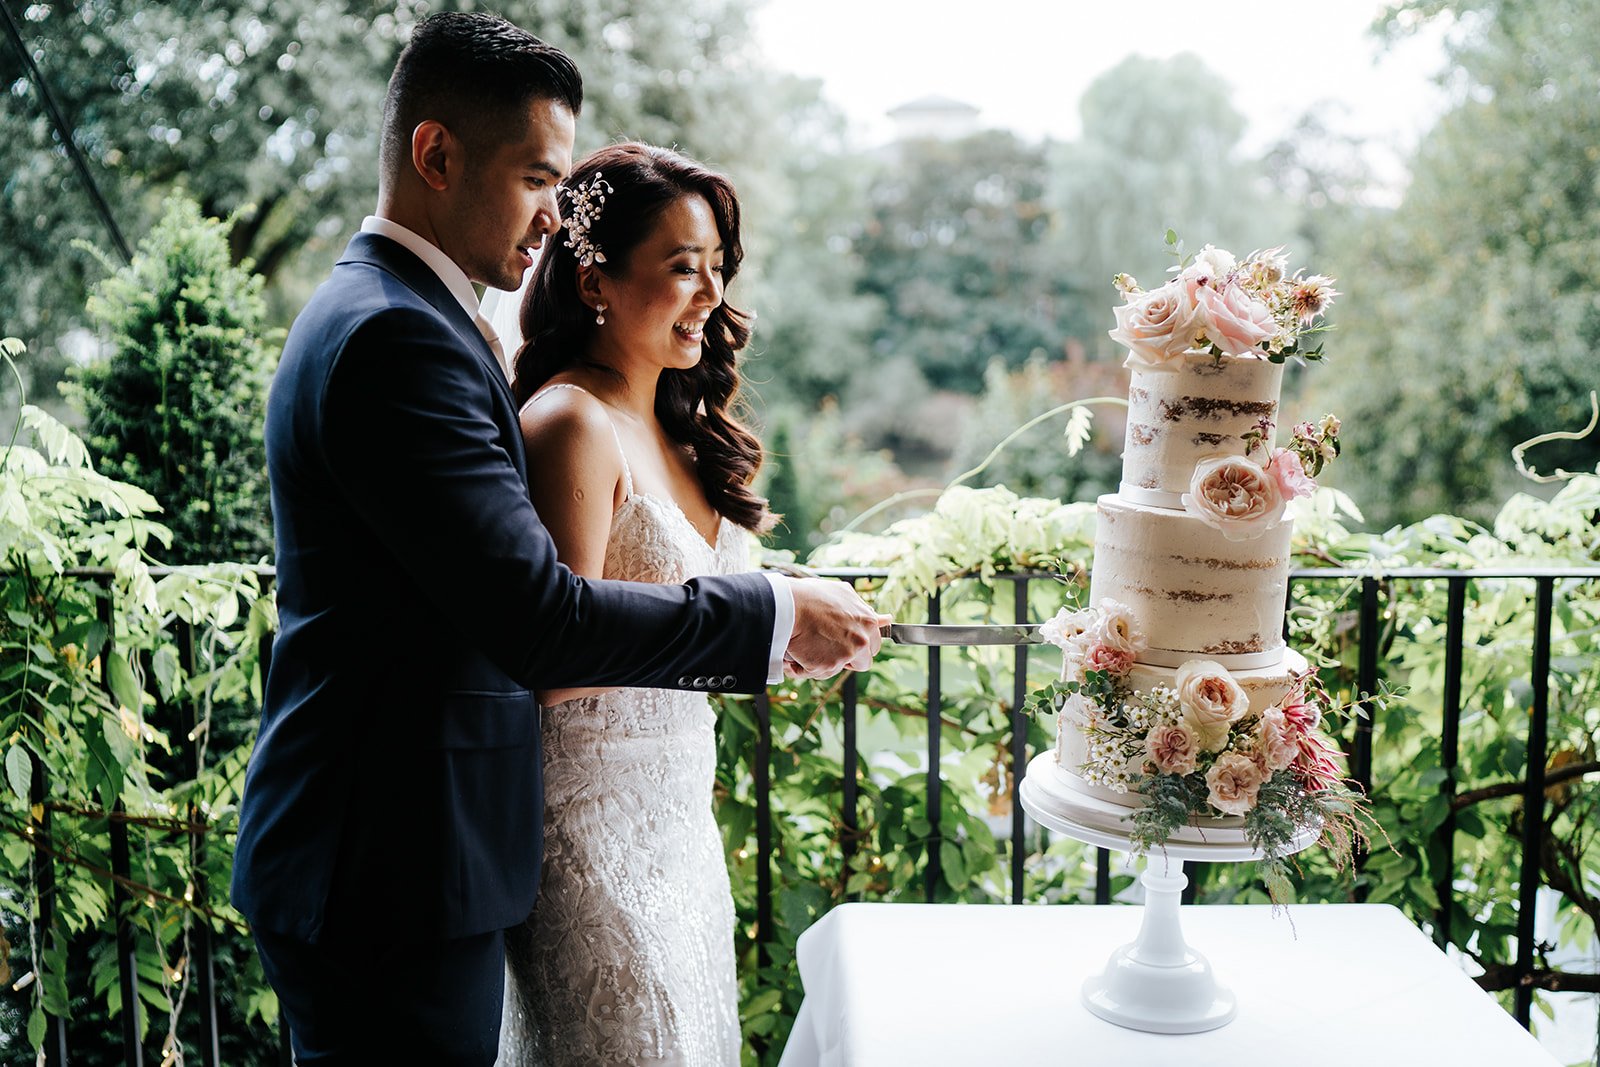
411, 120, 460, 192
576, 264, 606, 311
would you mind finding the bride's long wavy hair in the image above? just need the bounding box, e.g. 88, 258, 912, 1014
513, 142, 774, 534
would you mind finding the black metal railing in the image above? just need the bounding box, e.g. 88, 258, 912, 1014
750, 565, 1600, 1033
9, 564, 1598, 1061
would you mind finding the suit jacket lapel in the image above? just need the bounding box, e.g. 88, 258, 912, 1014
338, 233, 517, 413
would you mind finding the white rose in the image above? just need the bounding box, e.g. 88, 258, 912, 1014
1174, 659, 1249, 754
1107, 281, 1204, 372
1182, 244, 1238, 286
1182, 706, 1232, 753
1091, 598, 1148, 657
1039, 605, 1096, 650
1181, 455, 1286, 541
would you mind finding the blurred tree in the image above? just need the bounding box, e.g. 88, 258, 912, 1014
65, 194, 278, 563
1319, 0, 1600, 526
854, 129, 1066, 394
733, 84, 881, 416
0, 0, 854, 434
1046, 54, 1296, 362
0, 0, 414, 413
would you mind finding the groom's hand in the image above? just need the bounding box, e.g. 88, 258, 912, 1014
784, 578, 892, 679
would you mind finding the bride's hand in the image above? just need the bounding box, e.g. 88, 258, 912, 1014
783, 577, 892, 679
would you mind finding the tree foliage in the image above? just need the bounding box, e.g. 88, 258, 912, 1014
65, 195, 277, 564
854, 129, 1065, 396
1318, 0, 1600, 526
0, 338, 275, 1065
1046, 53, 1298, 363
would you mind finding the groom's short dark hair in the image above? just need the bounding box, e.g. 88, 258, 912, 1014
380, 12, 583, 179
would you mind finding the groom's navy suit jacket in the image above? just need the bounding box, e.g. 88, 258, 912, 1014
232, 233, 774, 943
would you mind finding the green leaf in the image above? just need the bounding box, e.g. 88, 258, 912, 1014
27, 1002, 45, 1050
151, 646, 180, 702
5, 743, 31, 802
106, 651, 141, 715
742, 988, 784, 1020
940, 840, 969, 889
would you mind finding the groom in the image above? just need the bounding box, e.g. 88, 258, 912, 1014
232, 12, 887, 1064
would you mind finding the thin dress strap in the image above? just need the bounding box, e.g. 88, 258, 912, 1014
525, 382, 634, 498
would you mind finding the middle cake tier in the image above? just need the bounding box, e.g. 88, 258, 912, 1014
1089, 493, 1290, 667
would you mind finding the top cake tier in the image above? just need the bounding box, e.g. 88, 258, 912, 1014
1121, 354, 1284, 507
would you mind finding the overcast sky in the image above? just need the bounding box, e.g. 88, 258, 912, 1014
752, 0, 1455, 188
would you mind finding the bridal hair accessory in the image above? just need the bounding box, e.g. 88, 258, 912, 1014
560, 171, 613, 268
595, 302, 607, 326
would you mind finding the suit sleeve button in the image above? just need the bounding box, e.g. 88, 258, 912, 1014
678, 676, 692, 687
693, 676, 708, 688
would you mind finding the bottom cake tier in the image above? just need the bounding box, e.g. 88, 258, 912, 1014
1055, 649, 1309, 805
1023, 752, 1248, 844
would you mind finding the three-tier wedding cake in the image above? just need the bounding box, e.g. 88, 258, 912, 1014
1023, 241, 1351, 854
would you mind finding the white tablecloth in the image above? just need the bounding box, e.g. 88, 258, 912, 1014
777, 902, 1555, 1067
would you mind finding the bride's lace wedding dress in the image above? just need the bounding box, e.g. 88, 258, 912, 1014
499, 384, 744, 1067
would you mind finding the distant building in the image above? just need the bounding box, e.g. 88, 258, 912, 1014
886, 95, 982, 142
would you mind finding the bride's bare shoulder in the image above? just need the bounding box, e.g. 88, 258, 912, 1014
519, 382, 624, 483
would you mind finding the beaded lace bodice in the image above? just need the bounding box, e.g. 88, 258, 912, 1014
499, 384, 746, 1066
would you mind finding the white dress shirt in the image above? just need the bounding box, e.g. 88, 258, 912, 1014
358, 217, 795, 684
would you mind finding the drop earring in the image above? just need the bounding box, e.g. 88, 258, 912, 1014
595, 302, 607, 326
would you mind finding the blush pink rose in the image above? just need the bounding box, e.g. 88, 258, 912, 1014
1108, 281, 1204, 372
1205, 752, 1266, 815
1194, 280, 1276, 357
1266, 448, 1316, 501
1182, 455, 1286, 541
1083, 643, 1135, 676
1145, 722, 1199, 775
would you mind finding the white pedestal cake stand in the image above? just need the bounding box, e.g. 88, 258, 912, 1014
1019, 751, 1320, 1034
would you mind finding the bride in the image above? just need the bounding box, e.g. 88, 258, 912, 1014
489, 142, 767, 1065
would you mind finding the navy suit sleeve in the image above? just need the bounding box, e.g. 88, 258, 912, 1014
317, 308, 774, 692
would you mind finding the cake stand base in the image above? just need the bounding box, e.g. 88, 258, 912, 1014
1080, 862, 1236, 1034
1019, 753, 1322, 1035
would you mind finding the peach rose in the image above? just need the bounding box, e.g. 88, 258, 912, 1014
1182, 455, 1286, 541
1255, 707, 1299, 772
1266, 448, 1316, 501
1145, 721, 1199, 776
1205, 752, 1265, 815
1108, 281, 1204, 372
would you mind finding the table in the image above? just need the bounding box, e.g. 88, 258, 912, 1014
776, 902, 1556, 1067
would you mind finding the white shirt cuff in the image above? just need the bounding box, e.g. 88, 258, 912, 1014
761, 572, 795, 686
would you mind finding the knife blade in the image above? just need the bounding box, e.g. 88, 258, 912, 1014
881, 623, 1045, 646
